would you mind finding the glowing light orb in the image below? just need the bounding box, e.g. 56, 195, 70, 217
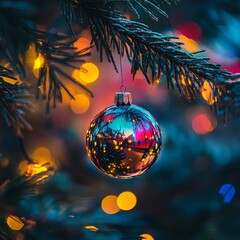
101, 195, 120, 215
117, 191, 137, 211
192, 113, 217, 135
70, 94, 90, 114
178, 34, 200, 52
140, 233, 155, 240
74, 37, 91, 52
33, 147, 52, 163
80, 63, 99, 84
6, 216, 24, 231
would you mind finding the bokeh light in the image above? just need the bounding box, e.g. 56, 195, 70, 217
177, 21, 202, 40
6, 216, 24, 231
33, 55, 45, 78
33, 147, 51, 163
101, 195, 120, 215
178, 34, 200, 52
80, 62, 99, 84
74, 37, 91, 52
117, 191, 137, 211
201, 81, 216, 105
192, 113, 217, 135
72, 68, 87, 85
84, 226, 99, 232
140, 233, 155, 240
70, 94, 90, 114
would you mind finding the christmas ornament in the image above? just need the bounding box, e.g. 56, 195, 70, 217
86, 92, 162, 179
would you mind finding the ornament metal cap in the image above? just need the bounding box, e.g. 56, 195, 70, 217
114, 92, 132, 106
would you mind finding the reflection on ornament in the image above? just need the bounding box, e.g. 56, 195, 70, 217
86, 92, 162, 179
6, 215, 25, 231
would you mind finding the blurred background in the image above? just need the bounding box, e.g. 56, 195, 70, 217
1, 0, 240, 239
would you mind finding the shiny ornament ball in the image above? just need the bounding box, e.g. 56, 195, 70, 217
86, 92, 162, 179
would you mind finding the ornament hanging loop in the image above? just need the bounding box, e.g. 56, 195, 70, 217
120, 84, 127, 93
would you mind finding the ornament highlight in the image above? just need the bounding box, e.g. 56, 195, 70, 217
86, 92, 162, 178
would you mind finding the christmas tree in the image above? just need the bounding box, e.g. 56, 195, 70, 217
0, 0, 240, 239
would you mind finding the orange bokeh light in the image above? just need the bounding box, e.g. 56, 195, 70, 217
70, 93, 90, 114
178, 34, 200, 52
74, 37, 91, 52
101, 195, 120, 215
6, 216, 24, 231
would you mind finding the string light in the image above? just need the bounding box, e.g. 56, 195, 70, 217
25, 163, 48, 177
201, 81, 217, 105
33, 55, 45, 78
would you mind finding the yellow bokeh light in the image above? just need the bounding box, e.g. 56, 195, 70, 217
201, 81, 216, 105
84, 226, 99, 232
72, 69, 88, 86
6, 216, 24, 231
70, 94, 90, 114
140, 233, 154, 240
80, 63, 99, 84
33, 55, 45, 78
61, 84, 78, 105
101, 195, 120, 215
178, 34, 200, 52
33, 147, 51, 163
74, 37, 91, 52
117, 191, 137, 211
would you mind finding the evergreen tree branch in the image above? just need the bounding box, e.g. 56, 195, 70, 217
64, 2, 237, 117
31, 31, 94, 112
0, 1, 35, 78
0, 67, 32, 136
61, 0, 179, 21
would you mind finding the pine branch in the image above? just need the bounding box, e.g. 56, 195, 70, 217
63, 2, 237, 117
61, 0, 179, 21
0, 166, 54, 211
0, 1, 35, 78
0, 67, 32, 136
31, 31, 94, 112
